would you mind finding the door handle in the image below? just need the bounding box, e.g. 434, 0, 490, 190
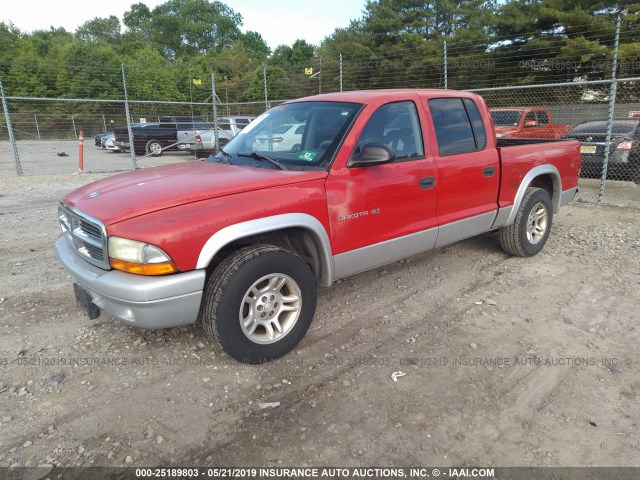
419, 177, 436, 189
482, 166, 495, 177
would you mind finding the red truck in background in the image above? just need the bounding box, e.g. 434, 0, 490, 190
491, 108, 573, 139
56, 89, 581, 363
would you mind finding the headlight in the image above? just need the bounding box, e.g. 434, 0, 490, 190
108, 237, 177, 275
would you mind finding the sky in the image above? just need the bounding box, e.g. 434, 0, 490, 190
2, 0, 367, 48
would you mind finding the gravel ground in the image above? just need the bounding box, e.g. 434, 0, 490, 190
0, 173, 639, 470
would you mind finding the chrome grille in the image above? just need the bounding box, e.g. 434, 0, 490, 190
58, 203, 110, 269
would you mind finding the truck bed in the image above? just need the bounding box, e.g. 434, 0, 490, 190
496, 138, 581, 209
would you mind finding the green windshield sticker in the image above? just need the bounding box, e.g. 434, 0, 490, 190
298, 150, 317, 161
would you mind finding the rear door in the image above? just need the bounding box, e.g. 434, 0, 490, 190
426, 97, 499, 242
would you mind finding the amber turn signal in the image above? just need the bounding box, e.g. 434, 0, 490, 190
110, 258, 178, 276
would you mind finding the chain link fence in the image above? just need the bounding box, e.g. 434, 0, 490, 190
1, 56, 639, 205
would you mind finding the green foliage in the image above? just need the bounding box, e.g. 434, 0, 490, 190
76, 16, 122, 44
246, 66, 287, 101
0, 0, 638, 104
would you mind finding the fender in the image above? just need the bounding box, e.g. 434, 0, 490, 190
196, 213, 334, 287
492, 165, 562, 229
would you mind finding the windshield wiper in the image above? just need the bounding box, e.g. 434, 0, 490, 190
217, 148, 232, 165
237, 152, 288, 171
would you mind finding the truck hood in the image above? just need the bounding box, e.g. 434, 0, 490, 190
63, 162, 328, 225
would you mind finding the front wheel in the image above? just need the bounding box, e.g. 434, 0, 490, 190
499, 187, 553, 257
199, 245, 317, 363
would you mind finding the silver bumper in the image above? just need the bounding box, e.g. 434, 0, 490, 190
559, 186, 580, 208
56, 235, 206, 329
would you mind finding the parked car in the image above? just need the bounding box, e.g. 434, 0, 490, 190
562, 119, 640, 183
114, 117, 209, 156
251, 123, 305, 152
56, 89, 581, 363
94, 132, 112, 146
101, 133, 120, 152
219, 116, 255, 136
491, 108, 572, 139
189, 128, 234, 158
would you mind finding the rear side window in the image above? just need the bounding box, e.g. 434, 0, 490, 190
463, 99, 486, 150
537, 111, 550, 125
428, 98, 486, 156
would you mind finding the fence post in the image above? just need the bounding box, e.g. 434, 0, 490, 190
102, 114, 107, 133
598, 13, 621, 204
211, 73, 219, 153
121, 64, 137, 169
34, 114, 41, 140
444, 41, 448, 89
0, 79, 23, 176
71, 114, 77, 138
78, 130, 84, 172
339, 54, 343, 92
263, 65, 268, 111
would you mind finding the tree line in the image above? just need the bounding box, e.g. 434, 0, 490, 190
1, 0, 639, 105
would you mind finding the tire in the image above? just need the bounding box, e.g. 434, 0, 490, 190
145, 139, 163, 157
199, 245, 317, 363
195, 151, 210, 159
499, 187, 553, 257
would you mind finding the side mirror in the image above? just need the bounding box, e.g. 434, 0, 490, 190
348, 143, 396, 167
524, 120, 538, 128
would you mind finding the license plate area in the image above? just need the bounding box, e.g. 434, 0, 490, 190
580, 145, 597, 154
73, 283, 101, 320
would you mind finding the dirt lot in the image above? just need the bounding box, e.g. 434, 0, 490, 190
0, 173, 639, 471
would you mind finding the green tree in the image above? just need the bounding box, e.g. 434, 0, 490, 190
76, 16, 122, 44
491, 0, 640, 83
246, 66, 288, 101
238, 31, 270, 59
270, 39, 315, 68
146, 0, 242, 59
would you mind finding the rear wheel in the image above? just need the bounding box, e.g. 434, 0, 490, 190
199, 245, 317, 363
499, 187, 553, 257
145, 139, 163, 157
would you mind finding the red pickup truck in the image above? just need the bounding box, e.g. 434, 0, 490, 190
56, 89, 581, 363
491, 108, 573, 139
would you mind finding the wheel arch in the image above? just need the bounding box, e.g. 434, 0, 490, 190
501, 165, 562, 228
196, 213, 334, 287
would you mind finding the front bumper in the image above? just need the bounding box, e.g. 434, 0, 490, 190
56, 235, 206, 329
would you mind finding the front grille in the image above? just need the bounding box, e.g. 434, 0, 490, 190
59, 203, 110, 270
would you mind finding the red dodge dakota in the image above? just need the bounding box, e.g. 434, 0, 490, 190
56, 89, 581, 363
491, 108, 573, 139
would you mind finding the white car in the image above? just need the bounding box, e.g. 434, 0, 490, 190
101, 133, 120, 151
252, 124, 305, 152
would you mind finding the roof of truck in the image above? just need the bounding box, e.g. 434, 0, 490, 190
290, 89, 482, 104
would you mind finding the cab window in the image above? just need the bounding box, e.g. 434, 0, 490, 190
428, 98, 486, 156
355, 101, 424, 161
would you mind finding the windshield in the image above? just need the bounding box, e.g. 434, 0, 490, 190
207, 101, 363, 170
569, 121, 638, 136
491, 111, 522, 126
